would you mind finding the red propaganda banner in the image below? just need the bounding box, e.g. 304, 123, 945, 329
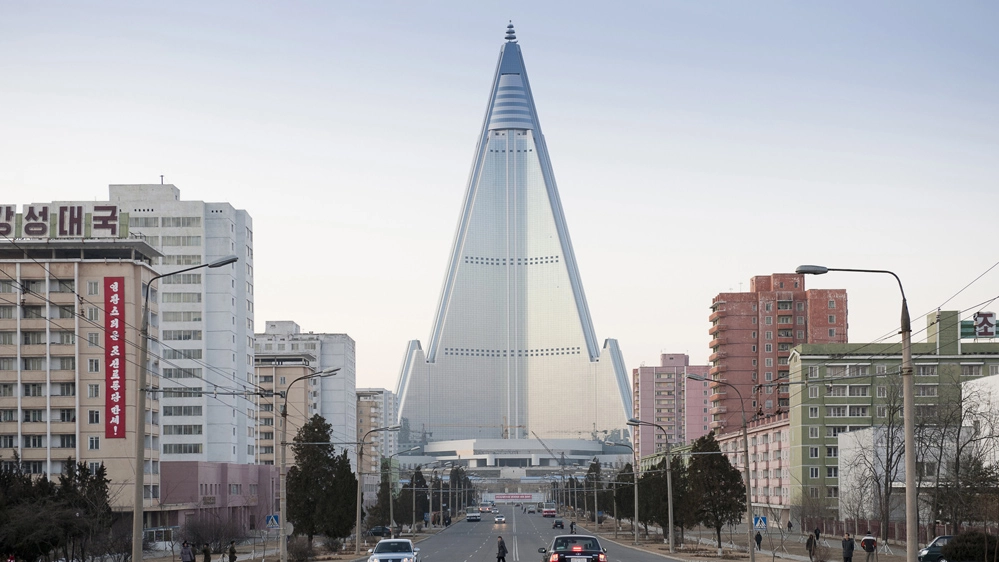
104, 277, 126, 438
494, 493, 534, 500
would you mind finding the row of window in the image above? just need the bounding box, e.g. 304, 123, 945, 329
129, 216, 203, 228
0, 357, 77, 371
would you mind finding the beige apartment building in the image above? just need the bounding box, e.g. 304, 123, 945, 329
254, 352, 319, 467
0, 233, 163, 522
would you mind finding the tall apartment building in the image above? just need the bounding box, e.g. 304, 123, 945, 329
0, 215, 163, 518
631, 353, 710, 457
709, 273, 847, 431
253, 352, 317, 467
254, 321, 357, 467
109, 184, 255, 464
357, 388, 398, 504
788, 310, 999, 521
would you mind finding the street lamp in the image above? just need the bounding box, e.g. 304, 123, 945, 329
279, 367, 341, 562
386, 446, 419, 538
796, 264, 917, 561
605, 440, 639, 545
132, 254, 238, 562
355, 424, 401, 554
687, 374, 753, 562
627, 418, 674, 553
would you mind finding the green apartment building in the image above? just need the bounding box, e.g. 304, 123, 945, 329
787, 310, 999, 520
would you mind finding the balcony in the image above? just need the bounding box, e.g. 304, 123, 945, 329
708, 309, 726, 322
708, 351, 727, 363
709, 405, 728, 416
708, 337, 727, 348
709, 364, 726, 376
708, 323, 726, 336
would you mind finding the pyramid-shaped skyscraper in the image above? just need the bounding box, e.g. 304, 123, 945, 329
396, 25, 632, 442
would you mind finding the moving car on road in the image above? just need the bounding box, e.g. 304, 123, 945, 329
365, 526, 392, 537
538, 535, 607, 562
367, 539, 420, 562
495, 513, 506, 523
552, 519, 564, 529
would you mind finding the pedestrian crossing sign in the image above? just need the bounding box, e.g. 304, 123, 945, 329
266, 515, 279, 529
754, 516, 767, 530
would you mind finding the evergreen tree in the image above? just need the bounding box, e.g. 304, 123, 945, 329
286, 415, 357, 544
687, 432, 746, 548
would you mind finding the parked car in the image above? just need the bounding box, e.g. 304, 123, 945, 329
552, 519, 564, 529
365, 526, 392, 537
918, 535, 952, 562
367, 539, 420, 562
538, 535, 606, 562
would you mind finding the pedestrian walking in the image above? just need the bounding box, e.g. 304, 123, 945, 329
755, 531, 763, 551
227, 541, 237, 562
815, 527, 821, 542
201, 543, 212, 562
569, 521, 575, 534
496, 536, 508, 562
860, 531, 877, 562
842, 533, 855, 562
788, 520, 793, 534
806, 534, 816, 562
181, 542, 195, 562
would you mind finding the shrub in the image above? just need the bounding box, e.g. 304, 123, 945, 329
941, 531, 999, 562
288, 536, 314, 562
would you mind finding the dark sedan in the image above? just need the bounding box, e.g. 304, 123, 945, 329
539, 535, 607, 562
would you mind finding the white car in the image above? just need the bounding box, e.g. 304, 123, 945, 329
494, 514, 506, 523
367, 539, 420, 562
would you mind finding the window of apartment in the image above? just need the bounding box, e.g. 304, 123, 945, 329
809, 487, 819, 498
161, 330, 202, 341
809, 467, 819, 478
163, 406, 203, 416
0, 332, 13, 345
161, 235, 202, 246
797, 330, 804, 338
828, 328, 836, 337
22, 383, 43, 397
765, 344, 773, 353
849, 406, 869, 417
828, 315, 836, 323
57, 434, 76, 448
826, 426, 847, 437
23, 435, 45, 448
57, 331, 75, 345
751, 345, 756, 352
0, 410, 15, 422
961, 365, 982, 377
88, 359, 100, 373
848, 386, 870, 397
0, 384, 12, 397
765, 358, 773, 367
89, 436, 100, 450
877, 405, 888, 418
89, 410, 101, 424
161, 273, 202, 285
163, 368, 203, 379
162, 292, 202, 304
87, 307, 100, 322
808, 407, 818, 418
21, 331, 44, 345
826, 385, 846, 397
163, 425, 203, 435
23, 409, 44, 422
778, 316, 791, 324
765, 316, 774, 325
0, 306, 12, 319
827, 466, 839, 478
828, 300, 836, 308
917, 365, 937, 376
86, 332, 99, 347
58, 305, 75, 319
826, 406, 847, 417
808, 366, 819, 379
764, 372, 773, 382
797, 316, 805, 325
163, 443, 203, 454
55, 357, 75, 370
55, 382, 76, 396
916, 385, 938, 397
162, 311, 203, 322
0, 435, 14, 448
809, 447, 819, 458
161, 216, 201, 227
827, 487, 839, 498
808, 386, 819, 399
827, 446, 838, 457
87, 281, 100, 295
808, 426, 819, 438
0, 280, 13, 293
88, 384, 100, 398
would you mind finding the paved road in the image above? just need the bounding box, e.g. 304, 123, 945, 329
411, 509, 681, 562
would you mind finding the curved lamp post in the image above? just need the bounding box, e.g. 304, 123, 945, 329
355, 424, 401, 554
796, 264, 916, 561
687, 375, 753, 562
279, 367, 341, 562
605, 440, 639, 545
627, 418, 674, 553
133, 254, 238, 562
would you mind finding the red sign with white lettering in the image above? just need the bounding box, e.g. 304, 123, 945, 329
104, 277, 126, 438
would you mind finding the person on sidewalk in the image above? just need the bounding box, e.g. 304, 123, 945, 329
806, 534, 816, 561
860, 531, 877, 562
815, 527, 821, 542
201, 543, 211, 562
227, 541, 237, 562
181, 542, 194, 562
755, 531, 763, 551
842, 533, 855, 562
496, 536, 508, 562
788, 521, 793, 534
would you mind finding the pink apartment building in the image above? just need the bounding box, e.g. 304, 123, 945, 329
632, 353, 710, 458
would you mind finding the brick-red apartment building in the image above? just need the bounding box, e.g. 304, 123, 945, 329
632, 353, 710, 458
708, 273, 847, 432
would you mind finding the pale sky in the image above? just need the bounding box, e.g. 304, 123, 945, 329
2, 2, 998, 391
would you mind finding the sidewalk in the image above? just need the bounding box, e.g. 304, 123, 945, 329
578, 521, 908, 562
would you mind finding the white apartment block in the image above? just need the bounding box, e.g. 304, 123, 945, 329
108, 184, 255, 463
254, 321, 357, 467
